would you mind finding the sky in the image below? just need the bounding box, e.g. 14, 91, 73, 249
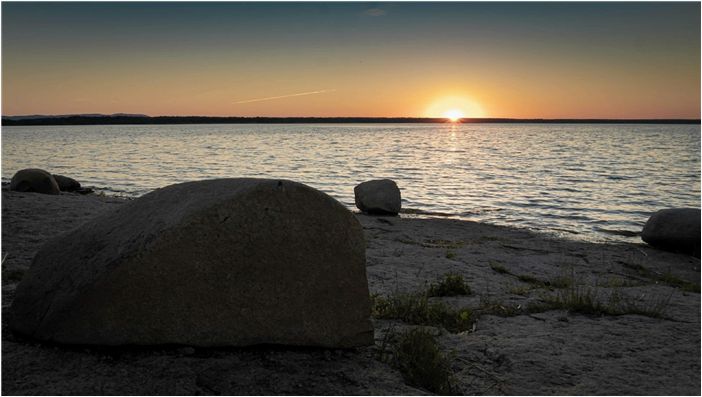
2, 2, 700, 118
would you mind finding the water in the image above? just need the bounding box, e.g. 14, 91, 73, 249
2, 123, 699, 243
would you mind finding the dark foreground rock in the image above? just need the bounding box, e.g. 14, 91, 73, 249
52, 174, 81, 192
354, 179, 402, 215
642, 208, 701, 256
9, 168, 60, 195
10, 178, 373, 348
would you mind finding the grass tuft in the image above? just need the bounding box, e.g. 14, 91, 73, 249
534, 285, 671, 318
392, 328, 459, 395
547, 273, 575, 289
371, 292, 473, 332
621, 261, 699, 293
428, 273, 471, 297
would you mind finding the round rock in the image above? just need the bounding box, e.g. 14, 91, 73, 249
10, 168, 60, 195
52, 174, 81, 192
354, 179, 402, 215
10, 178, 373, 347
641, 208, 701, 256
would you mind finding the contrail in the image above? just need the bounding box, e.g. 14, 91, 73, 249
233, 89, 336, 104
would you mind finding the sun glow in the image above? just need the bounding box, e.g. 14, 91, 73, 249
425, 96, 485, 121
444, 109, 464, 122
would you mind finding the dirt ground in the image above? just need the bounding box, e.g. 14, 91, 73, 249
2, 190, 700, 395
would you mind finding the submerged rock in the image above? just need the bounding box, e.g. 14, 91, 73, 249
641, 208, 701, 256
354, 179, 402, 215
10, 178, 373, 347
9, 169, 60, 195
52, 174, 81, 192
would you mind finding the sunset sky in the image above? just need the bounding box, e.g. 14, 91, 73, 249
2, 2, 700, 118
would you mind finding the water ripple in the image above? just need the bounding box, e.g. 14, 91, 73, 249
2, 123, 700, 243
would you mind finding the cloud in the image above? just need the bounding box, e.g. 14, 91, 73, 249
364, 8, 386, 17
232, 89, 336, 104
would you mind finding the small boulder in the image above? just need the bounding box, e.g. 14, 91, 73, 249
9, 169, 60, 195
10, 178, 373, 348
52, 174, 81, 192
641, 208, 701, 256
354, 179, 401, 215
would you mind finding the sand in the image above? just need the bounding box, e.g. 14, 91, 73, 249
2, 189, 700, 395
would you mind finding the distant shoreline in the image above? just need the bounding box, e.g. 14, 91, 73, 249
2, 116, 700, 126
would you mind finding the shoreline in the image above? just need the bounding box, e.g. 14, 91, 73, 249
0, 183, 649, 246
2, 189, 700, 394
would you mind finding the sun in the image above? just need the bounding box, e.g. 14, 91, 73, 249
425, 96, 485, 121
444, 109, 464, 122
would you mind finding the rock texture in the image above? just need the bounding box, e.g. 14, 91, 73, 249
9, 169, 60, 195
52, 174, 81, 192
354, 179, 401, 215
641, 208, 701, 256
10, 178, 373, 347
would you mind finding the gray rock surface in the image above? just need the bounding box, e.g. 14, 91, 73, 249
9, 169, 60, 195
2, 190, 699, 395
641, 208, 701, 256
354, 179, 401, 215
10, 178, 373, 347
52, 174, 81, 192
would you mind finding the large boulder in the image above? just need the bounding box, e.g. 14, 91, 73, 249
354, 179, 401, 215
10, 178, 373, 347
52, 174, 81, 192
10, 168, 60, 195
641, 208, 701, 256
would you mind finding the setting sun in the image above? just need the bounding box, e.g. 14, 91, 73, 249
425, 96, 486, 120
444, 109, 464, 122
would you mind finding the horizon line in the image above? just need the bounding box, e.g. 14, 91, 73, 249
2, 114, 700, 126
3, 113, 701, 120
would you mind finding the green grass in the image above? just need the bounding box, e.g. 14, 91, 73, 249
547, 273, 575, 289
445, 250, 456, 259
659, 271, 700, 293
621, 261, 699, 293
392, 328, 460, 395
371, 292, 473, 332
532, 285, 671, 318
428, 273, 471, 297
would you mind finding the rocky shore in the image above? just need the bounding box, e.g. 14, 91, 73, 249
2, 189, 700, 395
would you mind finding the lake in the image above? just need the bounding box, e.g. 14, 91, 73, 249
2, 123, 699, 243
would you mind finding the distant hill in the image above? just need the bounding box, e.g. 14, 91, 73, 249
1, 115, 699, 125
3, 113, 149, 121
